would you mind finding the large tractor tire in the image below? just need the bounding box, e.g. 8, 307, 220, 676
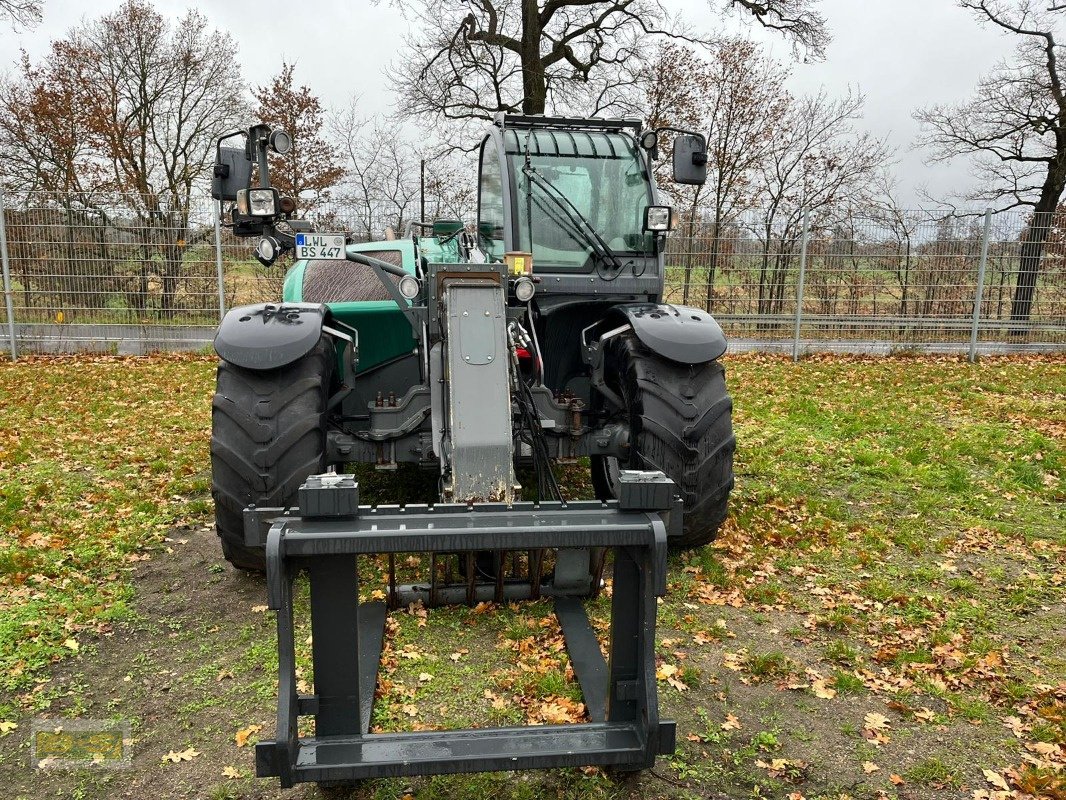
591, 332, 734, 549
210, 338, 334, 571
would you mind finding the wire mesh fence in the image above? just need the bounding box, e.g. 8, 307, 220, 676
665, 206, 1065, 354
0, 190, 1063, 357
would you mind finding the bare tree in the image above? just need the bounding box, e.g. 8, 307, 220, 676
639, 39, 790, 309
754, 88, 891, 314
916, 0, 1065, 324
332, 110, 422, 238
387, 0, 827, 122
0, 0, 42, 29
253, 63, 346, 215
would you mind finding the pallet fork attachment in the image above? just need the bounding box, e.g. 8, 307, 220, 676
249, 471, 679, 786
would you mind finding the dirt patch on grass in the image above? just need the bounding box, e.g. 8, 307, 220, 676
0, 523, 291, 800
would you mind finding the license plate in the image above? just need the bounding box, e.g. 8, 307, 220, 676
295, 233, 345, 261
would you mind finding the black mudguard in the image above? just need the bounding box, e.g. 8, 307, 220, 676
214, 303, 328, 370
611, 303, 727, 364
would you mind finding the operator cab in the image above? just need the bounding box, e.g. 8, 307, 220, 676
476, 114, 706, 299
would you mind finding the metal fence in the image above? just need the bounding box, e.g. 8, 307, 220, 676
0, 190, 1063, 359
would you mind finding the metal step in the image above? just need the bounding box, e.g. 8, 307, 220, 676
280, 721, 672, 781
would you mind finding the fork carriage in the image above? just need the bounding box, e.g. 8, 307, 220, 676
249, 473, 677, 785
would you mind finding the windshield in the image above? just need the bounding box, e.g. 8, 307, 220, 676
504, 130, 653, 270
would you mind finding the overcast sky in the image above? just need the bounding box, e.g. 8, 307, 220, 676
0, 0, 1024, 206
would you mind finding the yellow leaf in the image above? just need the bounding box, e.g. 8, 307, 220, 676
164, 747, 200, 763
418, 672, 433, 683
63, 638, 79, 652
666, 676, 689, 692
0, 721, 17, 735
235, 724, 261, 747
251, 605, 268, 613
1026, 741, 1059, 756
863, 712, 890, 730
221, 766, 243, 778
862, 761, 880, 774
656, 663, 678, 680
55, 311, 65, 324
982, 769, 1010, 791
811, 678, 836, 699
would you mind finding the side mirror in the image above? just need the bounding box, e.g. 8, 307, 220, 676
212, 146, 253, 201
672, 134, 708, 186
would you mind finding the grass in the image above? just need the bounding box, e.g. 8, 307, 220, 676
0, 352, 1063, 800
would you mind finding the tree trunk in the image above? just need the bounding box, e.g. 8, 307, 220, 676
520, 0, 547, 114
1010, 167, 1063, 327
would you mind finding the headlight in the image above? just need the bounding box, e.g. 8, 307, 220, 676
248, 188, 278, 216
513, 276, 535, 303
254, 236, 280, 267
398, 274, 420, 300
643, 205, 673, 232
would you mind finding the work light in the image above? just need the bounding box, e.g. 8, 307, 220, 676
398, 274, 421, 300
254, 236, 280, 267
268, 129, 292, 155
514, 276, 535, 303
236, 188, 280, 217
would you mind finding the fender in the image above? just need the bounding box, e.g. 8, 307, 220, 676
214, 303, 328, 370
610, 303, 727, 364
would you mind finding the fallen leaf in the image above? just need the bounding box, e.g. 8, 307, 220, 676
418, 672, 433, 683
982, 770, 1010, 791
221, 766, 244, 778
1026, 741, 1059, 756
862, 761, 880, 774
811, 678, 837, 699
63, 638, 79, 652
164, 747, 200, 763
889, 774, 905, 786
235, 725, 261, 747
863, 712, 890, 730
721, 713, 741, 731
656, 663, 678, 680
913, 707, 936, 722
0, 721, 16, 735
251, 605, 268, 613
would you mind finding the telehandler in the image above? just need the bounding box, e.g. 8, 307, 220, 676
209, 114, 734, 786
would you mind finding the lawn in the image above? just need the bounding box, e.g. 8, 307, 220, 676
0, 353, 1062, 800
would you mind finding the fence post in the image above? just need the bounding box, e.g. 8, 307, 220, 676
214, 208, 226, 321
0, 187, 17, 361
792, 208, 810, 363
969, 208, 993, 363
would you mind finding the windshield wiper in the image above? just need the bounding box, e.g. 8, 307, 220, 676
522, 164, 625, 272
